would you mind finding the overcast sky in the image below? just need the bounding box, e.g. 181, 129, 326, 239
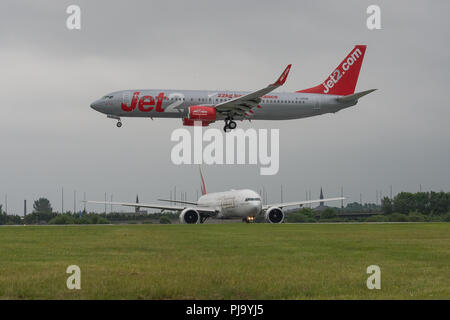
1, 0, 449, 214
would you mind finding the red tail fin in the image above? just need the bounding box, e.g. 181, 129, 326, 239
297, 45, 366, 96
199, 167, 207, 195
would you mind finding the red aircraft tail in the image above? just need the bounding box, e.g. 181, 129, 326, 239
297, 45, 367, 96
199, 167, 207, 195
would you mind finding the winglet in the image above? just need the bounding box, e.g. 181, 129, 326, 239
273, 64, 292, 86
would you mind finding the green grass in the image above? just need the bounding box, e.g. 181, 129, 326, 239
0, 223, 449, 299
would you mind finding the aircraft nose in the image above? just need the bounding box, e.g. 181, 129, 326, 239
257, 203, 262, 214
90, 100, 101, 111
252, 202, 262, 216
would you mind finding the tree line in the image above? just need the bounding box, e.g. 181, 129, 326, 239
381, 191, 449, 215
0, 198, 176, 225
2, 192, 450, 225
0, 198, 109, 225
287, 191, 450, 223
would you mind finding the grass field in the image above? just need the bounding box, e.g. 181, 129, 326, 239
0, 223, 449, 299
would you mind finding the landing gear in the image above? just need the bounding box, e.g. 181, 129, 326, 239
223, 117, 237, 132
107, 114, 122, 128
200, 216, 209, 224
243, 217, 255, 223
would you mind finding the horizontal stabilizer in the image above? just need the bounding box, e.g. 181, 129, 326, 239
336, 89, 377, 103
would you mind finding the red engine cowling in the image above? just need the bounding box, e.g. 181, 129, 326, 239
188, 106, 216, 121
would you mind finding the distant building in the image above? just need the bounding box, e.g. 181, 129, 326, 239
314, 187, 329, 212
135, 194, 140, 213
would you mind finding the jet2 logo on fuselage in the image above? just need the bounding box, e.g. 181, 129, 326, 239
121, 91, 166, 112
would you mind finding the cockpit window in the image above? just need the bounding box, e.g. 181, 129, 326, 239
245, 198, 261, 202
102, 95, 114, 99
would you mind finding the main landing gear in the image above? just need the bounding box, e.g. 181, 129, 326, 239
200, 216, 209, 224
223, 117, 237, 132
116, 121, 122, 128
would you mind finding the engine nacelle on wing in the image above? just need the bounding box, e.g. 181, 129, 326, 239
183, 106, 216, 126
179, 208, 200, 224
188, 106, 216, 121
265, 207, 284, 223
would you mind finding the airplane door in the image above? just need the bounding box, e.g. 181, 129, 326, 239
313, 96, 321, 111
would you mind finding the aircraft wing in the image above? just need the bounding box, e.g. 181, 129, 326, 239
263, 197, 345, 210
214, 64, 292, 117
86, 201, 217, 215
157, 199, 198, 205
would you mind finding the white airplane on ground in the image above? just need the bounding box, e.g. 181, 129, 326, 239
90, 45, 376, 132
87, 170, 344, 224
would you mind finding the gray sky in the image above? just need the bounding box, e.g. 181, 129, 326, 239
1, 0, 449, 214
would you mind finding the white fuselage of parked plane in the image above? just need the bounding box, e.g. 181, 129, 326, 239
197, 188, 262, 219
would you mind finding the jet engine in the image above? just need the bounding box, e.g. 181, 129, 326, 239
265, 207, 284, 223
179, 208, 200, 224
183, 106, 217, 127
189, 106, 216, 121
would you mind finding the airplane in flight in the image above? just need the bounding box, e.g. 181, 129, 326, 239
87, 169, 345, 224
90, 45, 376, 132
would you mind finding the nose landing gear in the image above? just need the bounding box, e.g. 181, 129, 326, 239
223, 117, 237, 132
243, 217, 255, 223
107, 114, 122, 128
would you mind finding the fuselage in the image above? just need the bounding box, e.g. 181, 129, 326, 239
197, 189, 262, 219
90, 89, 356, 122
